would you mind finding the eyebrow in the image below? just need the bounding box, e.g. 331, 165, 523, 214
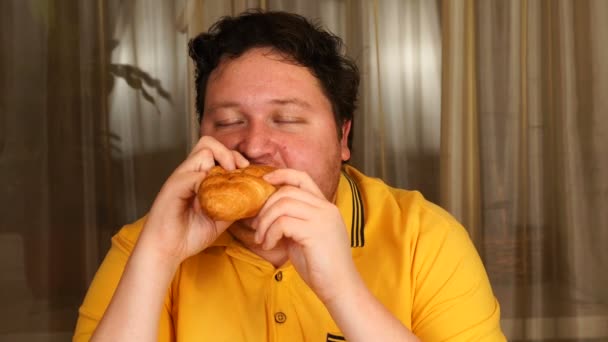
269, 98, 312, 109
205, 98, 312, 114
205, 101, 240, 114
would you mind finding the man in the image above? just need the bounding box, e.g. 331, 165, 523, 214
74, 10, 505, 341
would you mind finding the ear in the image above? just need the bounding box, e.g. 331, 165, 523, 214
340, 120, 352, 161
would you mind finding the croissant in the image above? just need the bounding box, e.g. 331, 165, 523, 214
198, 165, 277, 221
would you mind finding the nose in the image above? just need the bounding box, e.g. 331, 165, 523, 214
236, 123, 274, 162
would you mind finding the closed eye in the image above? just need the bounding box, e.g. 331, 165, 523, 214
273, 116, 305, 125
214, 118, 245, 128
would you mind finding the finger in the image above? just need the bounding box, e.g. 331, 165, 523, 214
253, 186, 325, 243
232, 150, 250, 169
262, 216, 308, 250
263, 169, 325, 198
175, 147, 215, 174
188, 136, 223, 157
165, 172, 237, 226
188, 136, 243, 171
164, 170, 208, 202
259, 185, 326, 218
254, 196, 318, 244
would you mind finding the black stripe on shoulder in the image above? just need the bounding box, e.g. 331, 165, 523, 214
342, 171, 365, 247
326, 332, 346, 341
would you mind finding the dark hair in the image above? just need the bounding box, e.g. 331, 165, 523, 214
188, 10, 359, 148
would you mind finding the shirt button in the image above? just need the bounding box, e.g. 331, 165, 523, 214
274, 271, 283, 281
274, 312, 287, 324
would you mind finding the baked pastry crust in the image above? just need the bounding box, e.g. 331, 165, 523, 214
198, 165, 277, 221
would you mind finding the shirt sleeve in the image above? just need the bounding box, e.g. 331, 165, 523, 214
410, 203, 506, 341
72, 218, 174, 342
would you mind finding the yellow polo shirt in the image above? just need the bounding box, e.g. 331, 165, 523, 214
74, 165, 505, 341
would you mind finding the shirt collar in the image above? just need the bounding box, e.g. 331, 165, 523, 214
336, 165, 366, 248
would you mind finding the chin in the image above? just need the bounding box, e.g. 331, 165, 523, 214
231, 219, 255, 230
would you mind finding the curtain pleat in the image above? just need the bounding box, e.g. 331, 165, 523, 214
442, 0, 608, 339
440, 0, 483, 246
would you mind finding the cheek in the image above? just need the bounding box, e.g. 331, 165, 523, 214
200, 121, 236, 147
217, 136, 239, 149
200, 120, 213, 136
277, 140, 302, 164
279, 138, 330, 167
276, 138, 312, 165
204, 131, 240, 150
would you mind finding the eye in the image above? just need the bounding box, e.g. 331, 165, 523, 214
214, 118, 245, 128
273, 116, 305, 125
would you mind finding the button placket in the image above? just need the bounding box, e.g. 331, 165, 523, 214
271, 268, 290, 332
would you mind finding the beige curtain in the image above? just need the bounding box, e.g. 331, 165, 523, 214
1, 2, 113, 339
0, 0, 188, 339
442, 0, 608, 340
1, 0, 606, 340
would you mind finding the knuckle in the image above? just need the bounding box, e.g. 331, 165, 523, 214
274, 215, 291, 227
196, 147, 213, 157
199, 135, 216, 144
279, 185, 300, 196
276, 196, 295, 208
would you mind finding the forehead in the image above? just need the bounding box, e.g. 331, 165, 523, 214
204, 48, 329, 105
210, 48, 300, 80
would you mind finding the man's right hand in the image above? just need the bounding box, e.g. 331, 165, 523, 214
91, 136, 251, 342
137, 135, 250, 266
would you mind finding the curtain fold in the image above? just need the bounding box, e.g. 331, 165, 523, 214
1, 0, 606, 340
0, 0, 188, 338
357, 0, 443, 200
442, 0, 608, 339
440, 0, 482, 246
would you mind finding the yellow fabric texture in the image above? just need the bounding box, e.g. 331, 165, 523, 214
73, 165, 505, 341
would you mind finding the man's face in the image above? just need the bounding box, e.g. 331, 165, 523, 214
200, 48, 351, 201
